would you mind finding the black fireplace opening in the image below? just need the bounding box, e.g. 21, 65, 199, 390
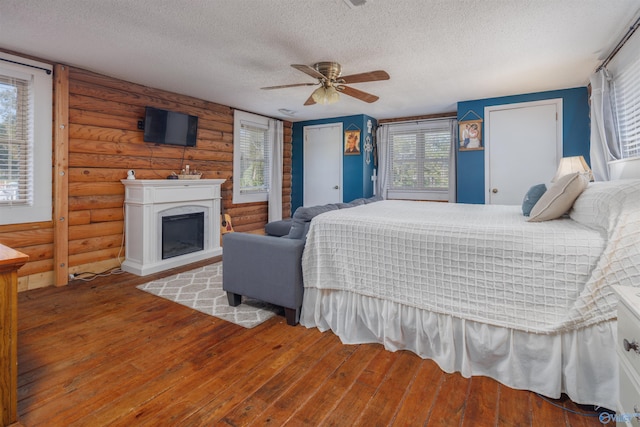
161, 212, 205, 259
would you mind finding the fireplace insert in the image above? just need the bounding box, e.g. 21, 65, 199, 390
161, 212, 204, 259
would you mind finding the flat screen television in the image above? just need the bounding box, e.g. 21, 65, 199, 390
143, 106, 198, 147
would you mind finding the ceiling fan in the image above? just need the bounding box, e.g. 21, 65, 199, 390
261, 62, 390, 106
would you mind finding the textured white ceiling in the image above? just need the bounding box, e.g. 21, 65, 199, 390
1, 0, 638, 122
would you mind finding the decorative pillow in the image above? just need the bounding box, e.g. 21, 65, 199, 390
521, 183, 547, 216
570, 179, 640, 232
527, 172, 589, 222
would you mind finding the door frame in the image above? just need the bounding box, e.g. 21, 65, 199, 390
303, 123, 343, 206
484, 98, 563, 204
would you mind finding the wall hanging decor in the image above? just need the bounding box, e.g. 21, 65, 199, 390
459, 110, 483, 151
344, 127, 361, 155
364, 135, 373, 164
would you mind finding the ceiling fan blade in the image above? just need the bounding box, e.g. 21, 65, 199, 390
291, 64, 326, 80
261, 82, 317, 90
303, 94, 316, 106
339, 85, 379, 103
340, 70, 390, 84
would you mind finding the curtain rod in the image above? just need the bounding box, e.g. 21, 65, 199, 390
378, 115, 457, 127
0, 57, 52, 74
596, 15, 640, 72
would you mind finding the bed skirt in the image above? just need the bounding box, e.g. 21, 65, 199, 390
300, 288, 617, 410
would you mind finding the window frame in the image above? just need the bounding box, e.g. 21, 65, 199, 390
0, 53, 52, 226
385, 119, 454, 201
232, 110, 272, 204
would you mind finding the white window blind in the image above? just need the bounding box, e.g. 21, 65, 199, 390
612, 53, 640, 159
238, 120, 271, 195
386, 119, 453, 200
0, 53, 52, 226
233, 110, 273, 204
0, 73, 33, 206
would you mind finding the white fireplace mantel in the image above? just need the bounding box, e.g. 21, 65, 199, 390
121, 179, 225, 276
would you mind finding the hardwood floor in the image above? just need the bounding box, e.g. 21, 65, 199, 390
17, 258, 613, 426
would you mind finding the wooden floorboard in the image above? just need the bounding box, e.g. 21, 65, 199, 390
15, 258, 614, 426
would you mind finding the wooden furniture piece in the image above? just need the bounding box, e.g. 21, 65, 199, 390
613, 285, 640, 427
0, 244, 28, 426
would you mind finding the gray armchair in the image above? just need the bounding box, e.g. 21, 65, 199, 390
222, 233, 305, 325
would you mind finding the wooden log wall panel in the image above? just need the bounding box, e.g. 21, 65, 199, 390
69, 210, 92, 226
0, 60, 292, 291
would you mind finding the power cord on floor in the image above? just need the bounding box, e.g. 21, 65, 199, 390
535, 393, 606, 418
69, 267, 125, 282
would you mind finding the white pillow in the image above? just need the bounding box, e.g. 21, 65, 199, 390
570, 179, 640, 232
527, 172, 588, 222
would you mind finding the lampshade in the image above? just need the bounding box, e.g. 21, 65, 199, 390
311, 85, 340, 105
552, 156, 594, 182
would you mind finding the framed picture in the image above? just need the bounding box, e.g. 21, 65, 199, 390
459, 120, 483, 151
344, 130, 361, 155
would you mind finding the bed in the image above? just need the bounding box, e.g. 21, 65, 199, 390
300, 177, 640, 410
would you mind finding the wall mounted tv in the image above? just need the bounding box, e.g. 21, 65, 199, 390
143, 106, 198, 147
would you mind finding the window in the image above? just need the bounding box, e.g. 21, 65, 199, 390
386, 119, 455, 200
0, 54, 52, 225
233, 110, 272, 204
612, 52, 640, 159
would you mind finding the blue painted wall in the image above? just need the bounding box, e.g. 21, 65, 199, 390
456, 87, 590, 204
291, 114, 376, 214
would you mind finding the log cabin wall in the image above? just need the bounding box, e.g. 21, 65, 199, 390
0, 61, 292, 292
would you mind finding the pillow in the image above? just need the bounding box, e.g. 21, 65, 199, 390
521, 183, 547, 216
286, 203, 339, 239
527, 172, 588, 222
570, 179, 640, 232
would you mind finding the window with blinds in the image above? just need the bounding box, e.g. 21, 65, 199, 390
0, 74, 32, 206
233, 110, 272, 204
612, 53, 640, 159
238, 121, 270, 195
387, 120, 453, 200
0, 54, 52, 226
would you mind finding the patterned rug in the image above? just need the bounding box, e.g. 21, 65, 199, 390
136, 262, 282, 328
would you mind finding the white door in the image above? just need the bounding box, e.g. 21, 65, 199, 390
303, 124, 343, 206
485, 99, 562, 205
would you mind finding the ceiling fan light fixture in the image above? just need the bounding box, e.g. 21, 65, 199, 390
311, 85, 340, 105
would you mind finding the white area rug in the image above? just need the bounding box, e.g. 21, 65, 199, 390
136, 262, 282, 328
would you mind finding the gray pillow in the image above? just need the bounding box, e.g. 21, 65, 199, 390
286, 203, 339, 239
528, 173, 589, 222
522, 184, 547, 216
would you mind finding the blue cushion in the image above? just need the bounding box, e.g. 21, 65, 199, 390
522, 184, 547, 216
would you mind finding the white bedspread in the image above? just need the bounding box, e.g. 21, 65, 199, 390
301, 198, 637, 333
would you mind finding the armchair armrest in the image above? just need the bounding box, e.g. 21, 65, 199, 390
222, 233, 305, 309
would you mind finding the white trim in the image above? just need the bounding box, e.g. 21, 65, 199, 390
609, 157, 640, 180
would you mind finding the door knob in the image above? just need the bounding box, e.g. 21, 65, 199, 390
492, 188, 498, 193
333, 185, 339, 189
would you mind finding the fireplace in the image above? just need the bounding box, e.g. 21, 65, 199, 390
161, 209, 204, 259
121, 179, 225, 276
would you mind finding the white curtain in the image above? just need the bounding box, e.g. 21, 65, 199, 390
589, 69, 621, 181
375, 125, 389, 199
448, 119, 457, 203
268, 118, 283, 222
